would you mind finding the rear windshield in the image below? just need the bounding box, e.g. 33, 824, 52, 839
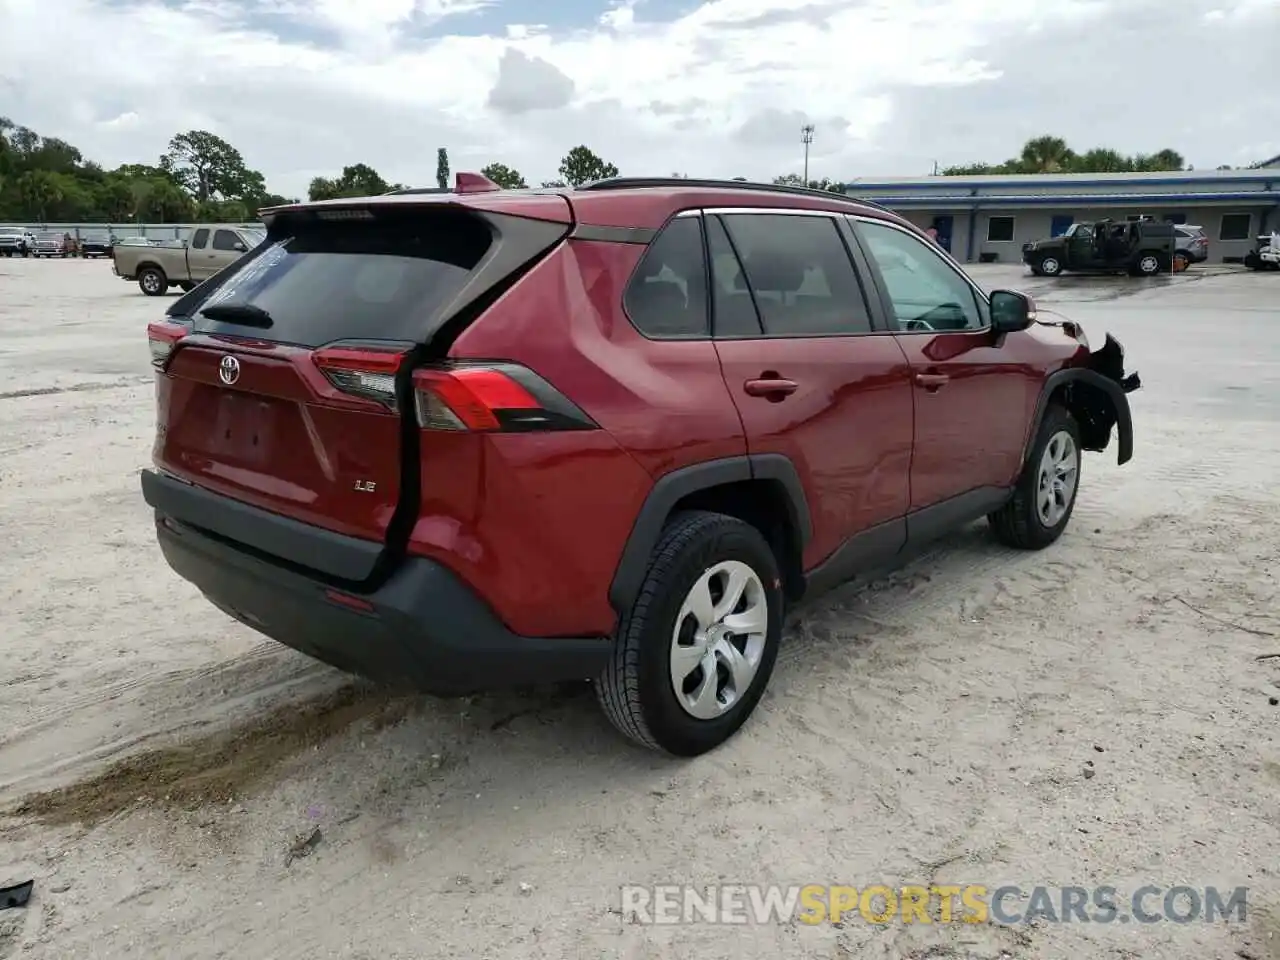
191, 210, 493, 348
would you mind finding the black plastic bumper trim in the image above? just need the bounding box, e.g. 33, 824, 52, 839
140, 468, 382, 583
152, 513, 613, 695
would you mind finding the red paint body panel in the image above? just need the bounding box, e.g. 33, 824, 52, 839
405, 430, 652, 637
714, 335, 915, 569
894, 323, 1087, 508
893, 329, 1034, 508
154, 336, 402, 542
450, 239, 748, 479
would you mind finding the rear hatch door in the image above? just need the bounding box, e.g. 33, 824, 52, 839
151, 194, 572, 582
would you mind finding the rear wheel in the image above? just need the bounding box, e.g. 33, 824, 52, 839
1135, 252, 1162, 276
1038, 256, 1062, 277
178, 281, 196, 292
596, 511, 783, 756
989, 404, 1081, 550
138, 266, 167, 296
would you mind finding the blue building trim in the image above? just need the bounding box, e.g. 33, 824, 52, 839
855, 191, 1277, 208
848, 173, 1277, 190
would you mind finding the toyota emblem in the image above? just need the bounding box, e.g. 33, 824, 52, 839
218, 355, 240, 385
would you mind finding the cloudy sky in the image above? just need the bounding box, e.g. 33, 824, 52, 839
1, 0, 1277, 198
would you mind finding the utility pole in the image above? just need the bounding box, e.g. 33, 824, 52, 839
801, 124, 815, 184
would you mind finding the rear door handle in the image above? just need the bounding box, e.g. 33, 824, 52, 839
744, 378, 798, 399
915, 373, 950, 390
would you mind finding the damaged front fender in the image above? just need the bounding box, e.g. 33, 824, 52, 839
1024, 333, 1140, 467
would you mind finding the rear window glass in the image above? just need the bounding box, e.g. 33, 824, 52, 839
192, 211, 492, 347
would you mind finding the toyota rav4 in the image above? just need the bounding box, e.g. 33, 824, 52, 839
141, 175, 1140, 756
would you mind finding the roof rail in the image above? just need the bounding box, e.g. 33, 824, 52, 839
574, 176, 893, 213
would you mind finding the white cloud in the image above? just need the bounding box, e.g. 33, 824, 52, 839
0, 0, 1275, 196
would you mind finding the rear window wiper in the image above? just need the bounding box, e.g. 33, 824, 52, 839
199, 303, 274, 327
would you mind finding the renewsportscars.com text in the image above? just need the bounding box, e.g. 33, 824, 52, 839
619, 884, 1249, 926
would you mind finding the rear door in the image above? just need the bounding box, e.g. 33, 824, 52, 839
152, 198, 572, 579
707, 209, 915, 572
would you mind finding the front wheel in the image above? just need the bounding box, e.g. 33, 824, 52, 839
989, 404, 1082, 550
1038, 256, 1063, 277
596, 511, 783, 756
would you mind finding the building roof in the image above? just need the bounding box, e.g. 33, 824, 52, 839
855, 191, 1278, 209
843, 168, 1278, 190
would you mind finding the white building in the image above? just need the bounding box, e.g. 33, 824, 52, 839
841, 169, 1280, 264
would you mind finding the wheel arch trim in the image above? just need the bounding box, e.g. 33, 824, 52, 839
607, 454, 813, 615
1023, 368, 1133, 469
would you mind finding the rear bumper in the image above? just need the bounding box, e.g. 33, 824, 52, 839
141, 469, 613, 695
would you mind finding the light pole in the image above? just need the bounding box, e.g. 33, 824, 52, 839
801, 124, 815, 185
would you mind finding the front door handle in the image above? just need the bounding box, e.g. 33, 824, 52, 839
744, 377, 798, 399
915, 372, 950, 391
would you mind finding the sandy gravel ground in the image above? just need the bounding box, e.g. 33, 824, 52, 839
0, 257, 1277, 959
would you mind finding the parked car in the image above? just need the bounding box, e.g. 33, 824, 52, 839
29, 234, 68, 258
140, 176, 1140, 756
0, 229, 30, 257
1022, 219, 1178, 276
1174, 224, 1209, 264
79, 234, 114, 258
1244, 231, 1280, 271
112, 224, 264, 295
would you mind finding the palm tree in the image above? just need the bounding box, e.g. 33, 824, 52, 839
1019, 136, 1075, 174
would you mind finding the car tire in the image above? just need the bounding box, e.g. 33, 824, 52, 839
596, 510, 784, 756
1135, 252, 1162, 276
138, 266, 168, 296
1037, 256, 1062, 277
988, 404, 1082, 550
178, 281, 196, 292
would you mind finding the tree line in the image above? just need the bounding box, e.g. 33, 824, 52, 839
940, 135, 1190, 176
308, 145, 624, 199
7, 120, 1263, 225
0, 119, 294, 223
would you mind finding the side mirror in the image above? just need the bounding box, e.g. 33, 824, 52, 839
990, 289, 1035, 334
233, 242, 247, 252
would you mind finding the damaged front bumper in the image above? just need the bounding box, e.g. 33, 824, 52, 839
1073, 332, 1140, 464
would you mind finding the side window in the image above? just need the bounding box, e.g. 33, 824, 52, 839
706, 216, 763, 337
718, 214, 872, 336
623, 217, 708, 338
190, 228, 209, 249
856, 220, 985, 333
212, 229, 242, 252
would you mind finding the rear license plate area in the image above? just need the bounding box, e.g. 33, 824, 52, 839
208, 391, 278, 465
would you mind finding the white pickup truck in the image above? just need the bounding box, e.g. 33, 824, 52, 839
1245, 231, 1280, 271
112, 224, 265, 296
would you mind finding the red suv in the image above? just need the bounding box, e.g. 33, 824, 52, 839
141, 176, 1139, 756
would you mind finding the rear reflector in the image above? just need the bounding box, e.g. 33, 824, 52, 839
324, 589, 375, 612
147, 321, 188, 368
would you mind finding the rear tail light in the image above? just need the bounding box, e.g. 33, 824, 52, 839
147, 321, 187, 368
312, 346, 406, 408
413, 363, 596, 433
312, 348, 596, 432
